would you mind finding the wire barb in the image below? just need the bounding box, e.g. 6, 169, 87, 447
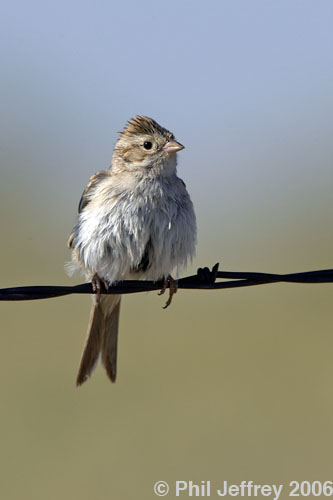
0, 264, 332, 301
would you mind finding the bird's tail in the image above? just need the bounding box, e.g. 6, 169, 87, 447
76, 294, 121, 386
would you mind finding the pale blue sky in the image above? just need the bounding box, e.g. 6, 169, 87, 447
1, 1, 332, 172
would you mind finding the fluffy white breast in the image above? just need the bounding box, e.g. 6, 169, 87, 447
72, 172, 197, 282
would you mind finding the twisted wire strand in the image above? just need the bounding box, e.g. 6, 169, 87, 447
0, 264, 332, 301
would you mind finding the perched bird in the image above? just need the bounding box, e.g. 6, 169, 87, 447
68, 116, 197, 385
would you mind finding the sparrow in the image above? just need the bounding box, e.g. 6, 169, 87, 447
68, 116, 197, 385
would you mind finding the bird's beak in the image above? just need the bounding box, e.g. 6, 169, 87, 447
163, 140, 185, 153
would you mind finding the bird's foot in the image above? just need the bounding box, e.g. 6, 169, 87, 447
158, 275, 178, 309
92, 273, 109, 303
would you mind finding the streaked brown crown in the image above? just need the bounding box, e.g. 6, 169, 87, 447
120, 116, 174, 141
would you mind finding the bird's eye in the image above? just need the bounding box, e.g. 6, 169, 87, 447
143, 141, 153, 150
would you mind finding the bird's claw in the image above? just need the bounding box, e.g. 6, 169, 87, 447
92, 273, 109, 303
158, 275, 178, 309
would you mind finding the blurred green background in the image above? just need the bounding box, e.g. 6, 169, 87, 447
1, 1, 333, 499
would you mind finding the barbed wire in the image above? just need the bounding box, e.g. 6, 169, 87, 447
0, 264, 332, 301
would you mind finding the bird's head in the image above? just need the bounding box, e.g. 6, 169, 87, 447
112, 115, 184, 177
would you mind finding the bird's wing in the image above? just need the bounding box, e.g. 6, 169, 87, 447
67, 170, 110, 249
78, 170, 110, 213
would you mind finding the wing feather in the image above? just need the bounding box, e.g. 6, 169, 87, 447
78, 170, 110, 213
67, 170, 110, 249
